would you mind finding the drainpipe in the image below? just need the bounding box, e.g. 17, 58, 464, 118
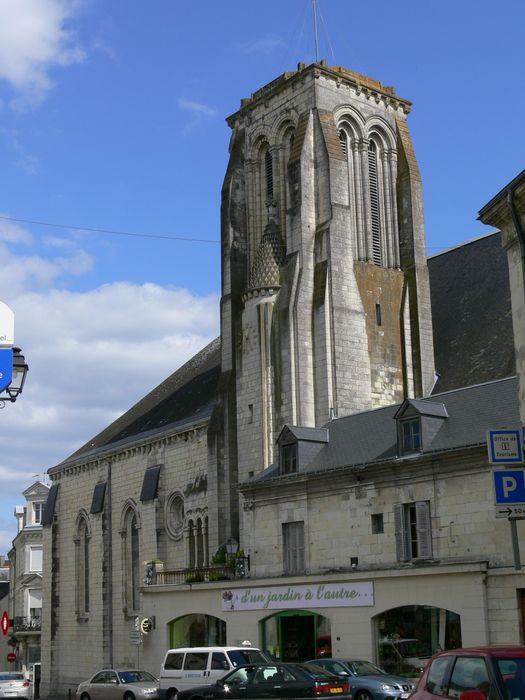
107, 457, 114, 667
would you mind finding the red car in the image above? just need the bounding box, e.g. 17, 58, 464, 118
410, 646, 525, 700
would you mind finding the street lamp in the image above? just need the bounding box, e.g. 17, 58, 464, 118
0, 347, 29, 407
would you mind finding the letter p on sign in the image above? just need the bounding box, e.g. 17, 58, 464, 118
494, 469, 525, 504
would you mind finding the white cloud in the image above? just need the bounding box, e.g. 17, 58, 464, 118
0, 215, 34, 244
0, 0, 86, 108
233, 36, 286, 55
178, 98, 216, 134
0, 226, 220, 553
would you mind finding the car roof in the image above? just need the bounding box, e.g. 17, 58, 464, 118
435, 647, 525, 658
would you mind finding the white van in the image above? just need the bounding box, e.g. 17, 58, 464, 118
159, 646, 270, 700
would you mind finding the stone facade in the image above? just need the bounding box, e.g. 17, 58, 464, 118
7, 481, 49, 675
39, 64, 522, 697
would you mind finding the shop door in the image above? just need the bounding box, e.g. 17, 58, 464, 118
279, 614, 316, 662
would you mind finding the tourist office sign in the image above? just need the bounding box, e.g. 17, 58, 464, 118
221, 582, 374, 612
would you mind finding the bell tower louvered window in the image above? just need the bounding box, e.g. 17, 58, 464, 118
265, 148, 274, 200
368, 140, 382, 265
339, 129, 348, 157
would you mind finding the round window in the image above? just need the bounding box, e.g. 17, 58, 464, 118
166, 492, 185, 539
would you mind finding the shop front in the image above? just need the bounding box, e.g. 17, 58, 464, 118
143, 565, 489, 675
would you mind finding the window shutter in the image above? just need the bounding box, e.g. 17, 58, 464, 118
339, 130, 348, 157
368, 141, 382, 266
394, 504, 409, 562
415, 501, 432, 558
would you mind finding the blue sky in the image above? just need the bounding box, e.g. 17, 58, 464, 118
0, 0, 524, 550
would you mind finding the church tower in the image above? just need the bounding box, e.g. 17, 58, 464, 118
219, 61, 435, 487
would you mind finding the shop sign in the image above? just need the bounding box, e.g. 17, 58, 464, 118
0, 302, 14, 347
221, 582, 374, 611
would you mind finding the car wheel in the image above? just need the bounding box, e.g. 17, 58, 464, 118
355, 690, 373, 700
166, 689, 178, 700
123, 693, 135, 700
80, 694, 91, 700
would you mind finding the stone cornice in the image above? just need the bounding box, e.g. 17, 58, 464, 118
49, 420, 210, 481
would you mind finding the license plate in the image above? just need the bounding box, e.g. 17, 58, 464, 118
401, 694, 410, 699
330, 688, 343, 694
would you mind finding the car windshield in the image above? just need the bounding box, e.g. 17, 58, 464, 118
299, 664, 340, 680
227, 650, 270, 666
498, 657, 525, 699
0, 673, 25, 681
118, 671, 157, 683
347, 660, 386, 676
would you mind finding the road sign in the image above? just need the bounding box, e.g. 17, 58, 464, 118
487, 429, 523, 464
495, 505, 525, 519
130, 631, 142, 645
493, 469, 525, 505
1, 612, 9, 635
0, 348, 13, 392
7, 652, 16, 663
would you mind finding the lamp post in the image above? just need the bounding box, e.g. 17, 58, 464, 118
0, 347, 29, 408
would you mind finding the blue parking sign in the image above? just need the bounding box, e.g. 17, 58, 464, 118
493, 469, 525, 504
0, 348, 13, 392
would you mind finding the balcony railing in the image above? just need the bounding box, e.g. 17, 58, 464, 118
145, 557, 251, 586
153, 564, 234, 586
13, 616, 41, 632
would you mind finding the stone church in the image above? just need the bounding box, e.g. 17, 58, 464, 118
40, 62, 523, 696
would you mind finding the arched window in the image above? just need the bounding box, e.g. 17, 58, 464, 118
339, 129, 348, 158
196, 518, 204, 567
75, 515, 90, 616
265, 148, 274, 200
122, 506, 140, 612
368, 139, 382, 266
187, 519, 195, 569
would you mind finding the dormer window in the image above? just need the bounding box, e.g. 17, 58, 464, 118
33, 502, 43, 525
281, 443, 297, 475
394, 398, 447, 457
402, 419, 421, 454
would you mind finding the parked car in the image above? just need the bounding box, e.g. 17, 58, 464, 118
176, 662, 351, 700
306, 658, 415, 700
75, 669, 160, 700
0, 672, 30, 699
159, 645, 271, 699
410, 645, 525, 700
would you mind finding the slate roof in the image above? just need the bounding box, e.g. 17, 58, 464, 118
249, 376, 520, 482
428, 231, 515, 394
55, 337, 221, 467
52, 232, 514, 471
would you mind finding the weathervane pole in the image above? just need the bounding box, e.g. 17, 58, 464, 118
312, 0, 319, 63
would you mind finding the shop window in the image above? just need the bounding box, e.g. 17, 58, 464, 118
375, 605, 461, 677
169, 613, 226, 648
283, 521, 305, 574
394, 501, 432, 561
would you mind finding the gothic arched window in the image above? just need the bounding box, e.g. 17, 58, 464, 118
339, 129, 348, 158
122, 506, 140, 612
265, 148, 274, 200
368, 139, 382, 266
75, 514, 90, 616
